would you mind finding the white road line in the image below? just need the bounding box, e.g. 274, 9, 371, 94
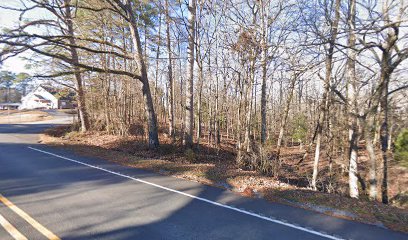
28, 146, 344, 240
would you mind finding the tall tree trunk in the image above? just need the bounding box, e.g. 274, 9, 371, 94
214, 41, 220, 149
276, 74, 297, 155
380, 72, 390, 204
184, 0, 196, 148
347, 0, 359, 199
259, 0, 268, 145
244, 60, 255, 152
311, 0, 341, 190
154, 11, 162, 108
376, 0, 404, 204
196, 64, 203, 145
215, 74, 220, 148
177, 33, 185, 137
64, 0, 90, 132
125, 0, 159, 148
364, 115, 378, 200
236, 70, 244, 165
165, 0, 175, 139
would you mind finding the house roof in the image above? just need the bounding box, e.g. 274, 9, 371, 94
39, 85, 76, 101
40, 85, 58, 95
34, 94, 46, 100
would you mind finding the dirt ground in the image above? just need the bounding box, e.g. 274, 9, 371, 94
0, 110, 52, 123
40, 126, 408, 233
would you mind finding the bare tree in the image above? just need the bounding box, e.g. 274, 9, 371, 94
312, 0, 341, 190
346, 0, 359, 198
165, 0, 175, 139
359, 0, 408, 203
183, 0, 196, 148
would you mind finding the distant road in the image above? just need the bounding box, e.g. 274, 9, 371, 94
0, 115, 406, 239
41, 109, 75, 117
0, 109, 74, 124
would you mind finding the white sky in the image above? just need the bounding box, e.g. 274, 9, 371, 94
0, 0, 44, 74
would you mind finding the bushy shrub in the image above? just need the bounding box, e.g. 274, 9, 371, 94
395, 129, 408, 168
291, 114, 308, 143
236, 146, 279, 176
184, 148, 196, 163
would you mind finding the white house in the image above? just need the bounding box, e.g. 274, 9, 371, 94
19, 86, 75, 110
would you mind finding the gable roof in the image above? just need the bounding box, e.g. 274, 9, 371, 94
38, 85, 76, 101
40, 85, 59, 95
34, 94, 47, 100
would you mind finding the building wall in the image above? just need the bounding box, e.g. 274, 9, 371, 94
19, 86, 59, 110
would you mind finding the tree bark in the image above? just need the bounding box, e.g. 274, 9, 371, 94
165, 0, 175, 139
236, 69, 244, 165
196, 65, 203, 144
244, 60, 255, 152
183, 0, 196, 148
380, 72, 390, 204
276, 74, 297, 155
346, 0, 359, 199
64, 0, 90, 132
311, 0, 341, 190
364, 115, 378, 200
260, 0, 268, 145
125, 0, 159, 148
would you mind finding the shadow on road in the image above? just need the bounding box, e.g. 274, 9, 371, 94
0, 137, 406, 239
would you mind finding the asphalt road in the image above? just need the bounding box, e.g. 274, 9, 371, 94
0, 115, 407, 239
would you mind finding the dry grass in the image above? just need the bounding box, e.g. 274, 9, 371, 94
40, 126, 408, 233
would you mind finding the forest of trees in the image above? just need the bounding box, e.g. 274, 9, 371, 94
0, 71, 31, 102
0, 0, 407, 204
